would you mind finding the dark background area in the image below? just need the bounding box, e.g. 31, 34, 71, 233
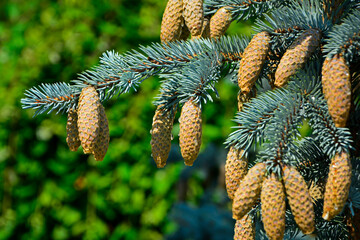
0, 1, 253, 239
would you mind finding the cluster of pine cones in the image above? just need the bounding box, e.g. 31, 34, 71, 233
150, 0, 236, 168
160, 0, 233, 42
66, 86, 109, 161
226, 26, 352, 239
63, 1, 354, 239
156, 1, 353, 238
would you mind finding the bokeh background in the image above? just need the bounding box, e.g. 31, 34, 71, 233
0, 1, 254, 239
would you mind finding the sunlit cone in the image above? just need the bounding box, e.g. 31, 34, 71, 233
309, 181, 324, 203
183, 0, 203, 37
66, 108, 81, 151
234, 213, 255, 240
323, 151, 352, 220
283, 165, 315, 234
261, 173, 286, 240
232, 162, 266, 220
93, 103, 109, 161
150, 106, 175, 168
179, 99, 202, 166
225, 146, 248, 200
160, 0, 184, 43
238, 32, 270, 94
274, 28, 321, 88
77, 86, 100, 154
210, 7, 232, 39
322, 54, 351, 127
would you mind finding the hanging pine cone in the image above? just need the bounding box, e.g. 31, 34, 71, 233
283, 165, 315, 234
323, 151, 352, 220
150, 106, 175, 168
234, 213, 255, 240
210, 7, 232, 39
225, 146, 248, 200
77, 86, 101, 154
232, 162, 267, 220
92, 103, 109, 161
183, 0, 203, 38
261, 172, 286, 240
274, 28, 321, 88
179, 99, 202, 166
238, 31, 270, 94
66, 108, 81, 151
160, 0, 184, 43
321, 54, 351, 128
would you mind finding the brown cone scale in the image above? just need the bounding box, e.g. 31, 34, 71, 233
179, 99, 202, 166
238, 32, 270, 94
234, 213, 255, 240
232, 162, 266, 220
210, 7, 232, 39
160, 0, 184, 43
283, 165, 315, 234
92, 103, 109, 161
275, 29, 321, 88
321, 54, 351, 127
150, 106, 175, 168
183, 0, 203, 38
66, 108, 81, 151
323, 151, 352, 220
261, 173, 286, 240
225, 146, 248, 200
77, 86, 101, 154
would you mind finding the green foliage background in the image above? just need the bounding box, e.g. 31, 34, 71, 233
0, 1, 252, 239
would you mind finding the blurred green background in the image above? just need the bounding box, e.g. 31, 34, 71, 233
0, 1, 253, 239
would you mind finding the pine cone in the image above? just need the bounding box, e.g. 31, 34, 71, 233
232, 162, 267, 220
77, 86, 100, 154
210, 7, 232, 39
160, 0, 184, 43
225, 146, 248, 200
322, 54, 351, 127
179, 99, 202, 166
261, 172, 286, 240
234, 213, 255, 240
323, 151, 352, 220
150, 106, 175, 168
275, 28, 321, 88
183, 0, 203, 37
283, 165, 315, 234
93, 103, 109, 161
66, 108, 81, 151
238, 32, 270, 94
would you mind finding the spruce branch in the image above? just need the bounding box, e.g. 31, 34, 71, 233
154, 52, 222, 111
204, 0, 289, 21
323, 9, 360, 63
21, 82, 76, 116
225, 88, 289, 154
21, 36, 249, 116
305, 96, 353, 158
286, 138, 329, 182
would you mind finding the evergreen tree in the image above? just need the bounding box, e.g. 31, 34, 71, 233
22, 0, 360, 239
